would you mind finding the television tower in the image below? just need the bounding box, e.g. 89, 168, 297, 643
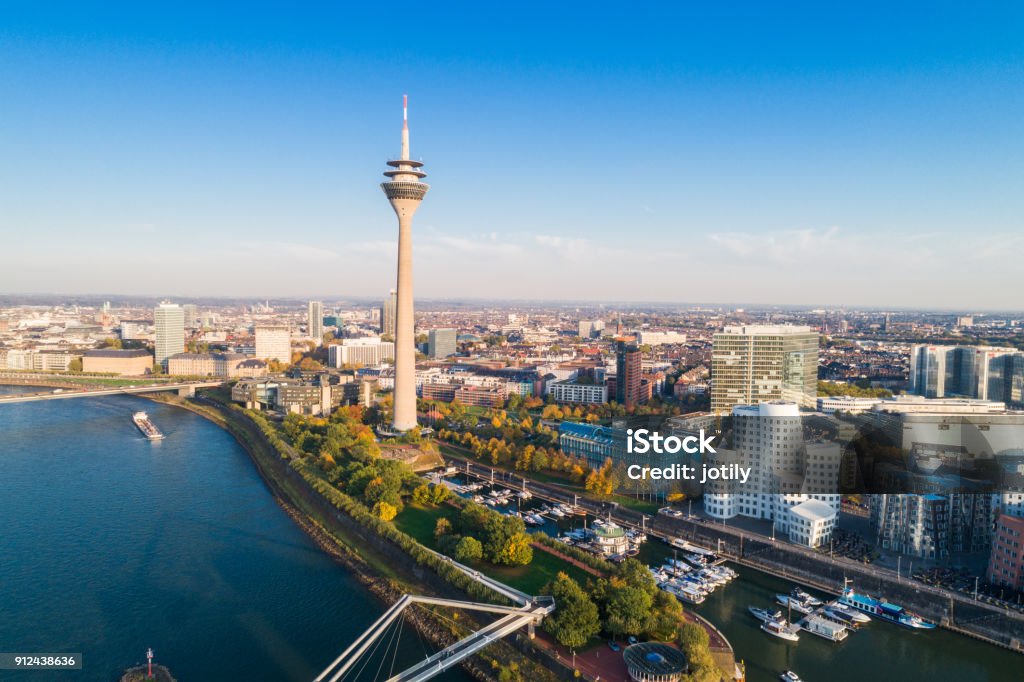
381, 95, 429, 431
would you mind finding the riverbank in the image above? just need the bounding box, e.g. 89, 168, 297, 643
149, 392, 565, 682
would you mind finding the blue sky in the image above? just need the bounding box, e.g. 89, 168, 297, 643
1, 3, 1022, 308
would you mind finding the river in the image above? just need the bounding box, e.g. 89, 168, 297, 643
0, 389, 468, 681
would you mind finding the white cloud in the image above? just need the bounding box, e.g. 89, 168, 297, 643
707, 226, 848, 265
430, 235, 523, 256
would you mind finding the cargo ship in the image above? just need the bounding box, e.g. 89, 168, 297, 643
132, 411, 165, 440
838, 580, 935, 630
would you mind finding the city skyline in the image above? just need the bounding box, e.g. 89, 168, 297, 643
2, 4, 1023, 307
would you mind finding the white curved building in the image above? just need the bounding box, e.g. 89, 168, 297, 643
703, 402, 840, 546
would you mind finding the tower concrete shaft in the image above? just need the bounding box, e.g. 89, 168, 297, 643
381, 95, 428, 431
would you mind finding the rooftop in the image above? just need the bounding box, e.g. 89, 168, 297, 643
789, 499, 837, 521
622, 642, 688, 676
83, 349, 151, 358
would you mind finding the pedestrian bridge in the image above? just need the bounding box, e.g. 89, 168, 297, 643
0, 380, 225, 404
315, 551, 555, 682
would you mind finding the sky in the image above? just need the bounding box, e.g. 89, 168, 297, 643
1, 3, 1022, 309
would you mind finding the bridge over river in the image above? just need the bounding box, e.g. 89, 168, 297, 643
0, 378, 225, 403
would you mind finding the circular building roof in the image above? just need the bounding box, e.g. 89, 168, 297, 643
623, 642, 688, 679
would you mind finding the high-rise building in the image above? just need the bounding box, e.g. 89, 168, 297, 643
703, 402, 841, 547
307, 300, 324, 345
381, 95, 429, 432
871, 493, 993, 559
183, 304, 199, 329
428, 328, 457, 359
255, 325, 292, 362
615, 341, 642, 408
909, 344, 1022, 403
153, 302, 185, 369
380, 289, 397, 338
577, 320, 604, 339
710, 325, 819, 414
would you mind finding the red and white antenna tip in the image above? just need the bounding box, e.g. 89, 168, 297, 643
403, 94, 408, 119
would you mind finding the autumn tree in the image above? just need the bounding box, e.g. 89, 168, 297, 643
543, 573, 601, 649
372, 501, 398, 522
434, 517, 453, 539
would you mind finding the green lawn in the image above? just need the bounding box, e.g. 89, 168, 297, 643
394, 503, 594, 594
484, 546, 593, 594
394, 503, 460, 545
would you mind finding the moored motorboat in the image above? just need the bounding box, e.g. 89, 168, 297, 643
776, 594, 815, 615
761, 618, 801, 642
749, 606, 784, 623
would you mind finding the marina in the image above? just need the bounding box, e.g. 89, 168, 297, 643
433, 465, 1017, 681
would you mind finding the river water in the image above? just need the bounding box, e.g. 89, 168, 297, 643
0, 389, 464, 681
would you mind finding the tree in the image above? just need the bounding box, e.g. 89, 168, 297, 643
68, 357, 83, 372
372, 501, 397, 522
429, 484, 451, 505
495, 531, 533, 565
543, 573, 601, 649
678, 622, 718, 682
453, 536, 483, 563
298, 356, 323, 370
434, 517, 453, 539
412, 484, 431, 505
646, 589, 684, 641
100, 337, 122, 349
605, 585, 653, 638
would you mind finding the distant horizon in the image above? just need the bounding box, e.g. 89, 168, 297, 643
1, 290, 1021, 316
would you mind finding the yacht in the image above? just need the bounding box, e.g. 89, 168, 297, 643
776, 594, 815, 615
761, 618, 801, 642
749, 606, 784, 623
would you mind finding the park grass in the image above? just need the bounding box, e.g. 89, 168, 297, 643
394, 503, 460, 545
485, 545, 594, 594
395, 502, 594, 594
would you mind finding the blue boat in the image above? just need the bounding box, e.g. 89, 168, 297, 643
838, 580, 936, 630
